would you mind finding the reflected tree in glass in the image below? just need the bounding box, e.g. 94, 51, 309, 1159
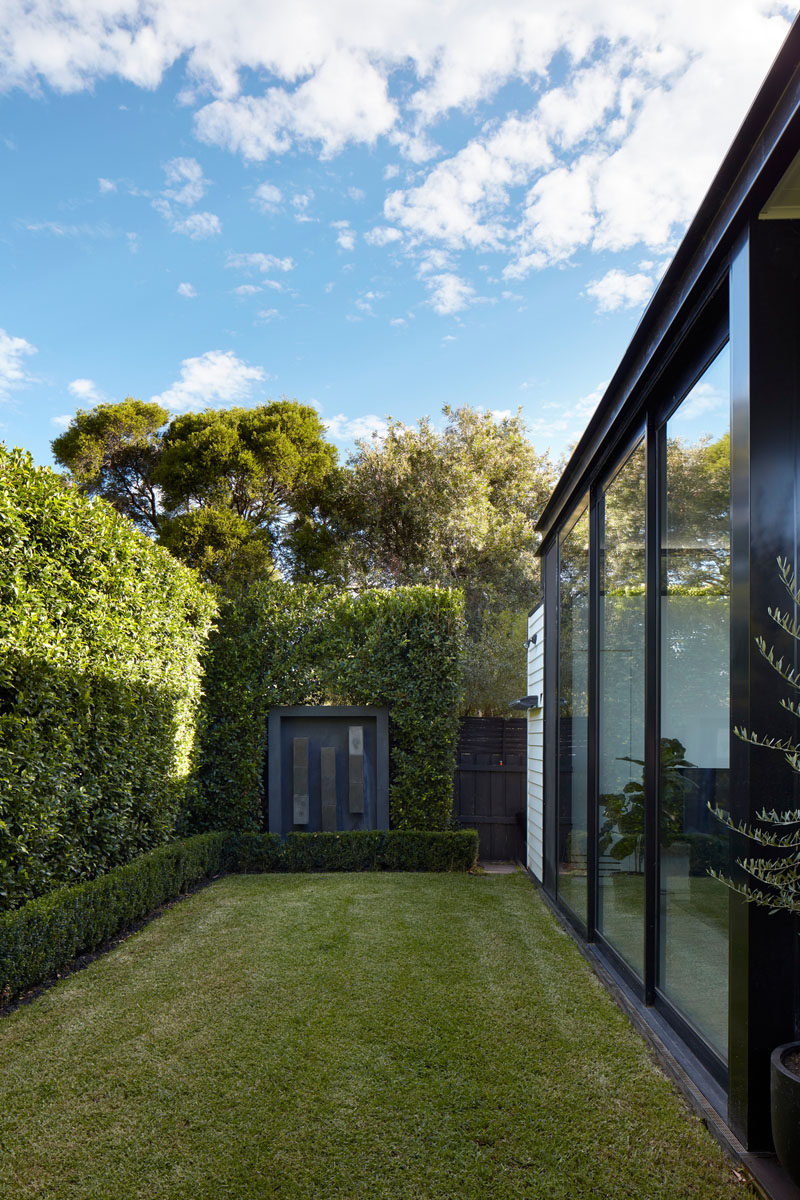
558, 501, 589, 923
659, 345, 730, 1060
597, 439, 646, 975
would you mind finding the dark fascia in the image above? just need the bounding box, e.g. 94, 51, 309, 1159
535, 15, 800, 550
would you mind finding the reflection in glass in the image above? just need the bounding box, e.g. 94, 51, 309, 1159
597, 440, 646, 977
558, 501, 589, 923
659, 344, 730, 1059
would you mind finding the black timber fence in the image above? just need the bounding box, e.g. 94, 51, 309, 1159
453, 717, 526, 861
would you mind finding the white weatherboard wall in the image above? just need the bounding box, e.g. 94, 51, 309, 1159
527, 605, 544, 881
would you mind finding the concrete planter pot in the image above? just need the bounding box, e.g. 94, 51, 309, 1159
771, 1042, 800, 1186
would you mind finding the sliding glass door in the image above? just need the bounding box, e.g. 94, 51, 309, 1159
597, 439, 646, 978
557, 501, 590, 925
658, 346, 730, 1059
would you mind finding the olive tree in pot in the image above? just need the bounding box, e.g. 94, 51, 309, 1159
710, 557, 800, 1185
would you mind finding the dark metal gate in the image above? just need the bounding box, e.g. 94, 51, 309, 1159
453, 717, 526, 860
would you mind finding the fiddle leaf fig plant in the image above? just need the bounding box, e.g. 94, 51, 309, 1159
599, 737, 695, 873
709, 556, 800, 916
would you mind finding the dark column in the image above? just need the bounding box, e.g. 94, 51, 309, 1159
543, 542, 560, 896
644, 414, 660, 1007
728, 221, 800, 1149
586, 492, 600, 941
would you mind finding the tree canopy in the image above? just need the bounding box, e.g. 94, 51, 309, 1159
52, 398, 337, 587
53, 398, 557, 712
50, 398, 167, 535
288, 405, 557, 714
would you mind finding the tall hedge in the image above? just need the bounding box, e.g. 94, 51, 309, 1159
192, 582, 464, 833
0, 446, 216, 910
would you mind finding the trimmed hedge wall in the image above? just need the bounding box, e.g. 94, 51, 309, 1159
0, 829, 478, 1006
0, 447, 216, 910
192, 581, 465, 834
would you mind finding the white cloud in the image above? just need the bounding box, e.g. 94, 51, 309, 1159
526, 379, 608, 450
227, 251, 295, 273
679, 380, 727, 420
163, 156, 208, 206
364, 225, 402, 247
98, 177, 116, 193
416, 248, 456, 276
0, 329, 37, 401
152, 350, 266, 412
195, 49, 397, 160
385, 118, 552, 250
0, 1, 794, 293
50, 413, 73, 429
585, 268, 654, 312
177, 281, 198, 298
257, 308, 280, 322
68, 377, 104, 402
334, 222, 356, 251
233, 283, 262, 295
325, 412, 388, 442
151, 156, 220, 238
24, 220, 113, 238
253, 181, 282, 211
424, 273, 476, 316
171, 210, 221, 238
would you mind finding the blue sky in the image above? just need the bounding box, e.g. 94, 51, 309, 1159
0, 1, 795, 472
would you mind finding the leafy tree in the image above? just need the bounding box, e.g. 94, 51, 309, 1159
286, 405, 556, 714
51, 398, 167, 535
663, 431, 730, 592
52, 398, 337, 587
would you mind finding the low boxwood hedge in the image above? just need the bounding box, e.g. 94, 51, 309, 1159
285, 830, 479, 873
0, 832, 229, 1006
0, 829, 479, 1007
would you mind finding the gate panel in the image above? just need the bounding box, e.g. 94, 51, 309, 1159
453, 718, 526, 860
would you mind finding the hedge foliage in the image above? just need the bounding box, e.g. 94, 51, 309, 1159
0, 829, 478, 1005
192, 581, 465, 833
0, 447, 216, 910
0, 832, 229, 1004
285, 830, 479, 872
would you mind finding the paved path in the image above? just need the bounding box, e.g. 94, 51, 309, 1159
479, 860, 519, 874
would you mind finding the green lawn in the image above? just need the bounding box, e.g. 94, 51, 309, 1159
1, 873, 750, 1199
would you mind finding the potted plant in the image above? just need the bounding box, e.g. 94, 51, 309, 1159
709, 556, 800, 1185
599, 738, 695, 874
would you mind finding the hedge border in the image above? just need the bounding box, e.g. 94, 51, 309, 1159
0, 829, 479, 1006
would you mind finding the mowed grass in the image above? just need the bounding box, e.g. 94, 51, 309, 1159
1, 873, 749, 1200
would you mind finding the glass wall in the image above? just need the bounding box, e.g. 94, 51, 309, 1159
658, 345, 730, 1059
549, 338, 731, 1067
597, 439, 646, 977
557, 501, 590, 924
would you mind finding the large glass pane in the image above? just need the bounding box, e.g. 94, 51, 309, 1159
659, 345, 730, 1059
597, 440, 646, 977
558, 501, 589, 923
